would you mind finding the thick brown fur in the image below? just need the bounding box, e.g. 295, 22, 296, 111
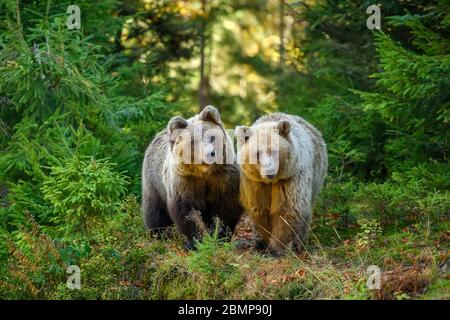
236, 113, 328, 253
142, 106, 242, 248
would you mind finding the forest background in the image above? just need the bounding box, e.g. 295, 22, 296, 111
0, 0, 448, 299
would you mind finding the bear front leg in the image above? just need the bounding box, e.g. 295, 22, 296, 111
142, 185, 172, 234
268, 210, 312, 253
211, 199, 242, 240
251, 212, 272, 249
167, 197, 204, 249
267, 213, 299, 254
295, 210, 312, 247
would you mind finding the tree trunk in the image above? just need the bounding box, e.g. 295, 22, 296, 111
199, 0, 210, 111
278, 0, 285, 72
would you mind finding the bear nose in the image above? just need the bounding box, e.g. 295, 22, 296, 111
266, 174, 275, 179
210, 151, 216, 158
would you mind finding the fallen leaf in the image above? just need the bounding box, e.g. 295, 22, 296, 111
295, 269, 306, 278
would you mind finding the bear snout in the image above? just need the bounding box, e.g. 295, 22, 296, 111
259, 157, 279, 178
202, 144, 218, 164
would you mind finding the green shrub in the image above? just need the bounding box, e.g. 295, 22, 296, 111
356, 218, 382, 250
186, 221, 244, 297
42, 157, 128, 236
0, 217, 67, 299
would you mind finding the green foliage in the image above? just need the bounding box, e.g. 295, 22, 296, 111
187, 221, 243, 293
0, 0, 173, 256
278, 0, 449, 180
0, 216, 67, 299
352, 163, 450, 227
356, 28, 449, 171
0, 0, 449, 300
42, 157, 127, 236
356, 218, 382, 249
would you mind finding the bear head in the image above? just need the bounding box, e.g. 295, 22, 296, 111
235, 119, 295, 183
168, 105, 235, 177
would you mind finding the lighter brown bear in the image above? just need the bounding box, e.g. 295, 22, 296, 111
235, 113, 327, 253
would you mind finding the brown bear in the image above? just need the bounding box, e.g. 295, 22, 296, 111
142, 106, 242, 248
235, 113, 327, 253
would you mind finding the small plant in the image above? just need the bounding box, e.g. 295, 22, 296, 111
356, 218, 382, 250
0, 215, 67, 299
42, 157, 128, 236
186, 219, 244, 296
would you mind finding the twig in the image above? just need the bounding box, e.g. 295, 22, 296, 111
15, 0, 23, 32
283, 0, 310, 16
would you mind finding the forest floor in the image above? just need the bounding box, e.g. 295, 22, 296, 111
2, 196, 449, 300
230, 214, 450, 300
61, 206, 448, 300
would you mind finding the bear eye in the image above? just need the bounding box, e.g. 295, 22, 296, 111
210, 136, 215, 143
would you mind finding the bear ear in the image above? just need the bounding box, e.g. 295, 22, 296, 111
235, 126, 252, 143
168, 116, 188, 134
199, 105, 222, 125
276, 120, 290, 137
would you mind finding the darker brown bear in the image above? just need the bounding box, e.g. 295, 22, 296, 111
142, 106, 242, 248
